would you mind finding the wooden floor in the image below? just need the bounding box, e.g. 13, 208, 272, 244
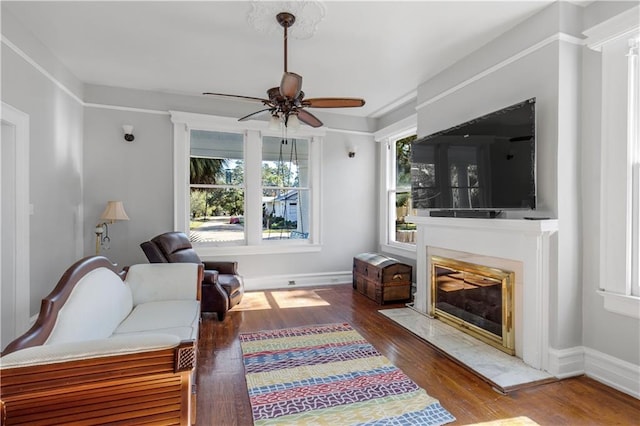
195, 284, 640, 425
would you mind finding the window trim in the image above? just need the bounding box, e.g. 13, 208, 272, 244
170, 110, 325, 256
584, 6, 640, 318
374, 114, 417, 259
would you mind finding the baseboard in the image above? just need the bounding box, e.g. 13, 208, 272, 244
244, 271, 352, 291
547, 346, 585, 378
538, 345, 639, 399
584, 347, 640, 399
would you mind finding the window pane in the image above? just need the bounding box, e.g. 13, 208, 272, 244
189, 188, 245, 243
262, 189, 309, 240
396, 135, 416, 190
391, 134, 417, 245
189, 130, 245, 244
262, 136, 309, 188
395, 191, 416, 244
190, 130, 244, 184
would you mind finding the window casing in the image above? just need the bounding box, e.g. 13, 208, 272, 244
171, 111, 324, 256
585, 6, 640, 317
375, 116, 417, 258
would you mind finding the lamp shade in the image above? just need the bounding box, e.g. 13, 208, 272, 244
100, 201, 130, 222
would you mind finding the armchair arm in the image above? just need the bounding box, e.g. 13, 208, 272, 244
202, 261, 238, 275
203, 269, 219, 285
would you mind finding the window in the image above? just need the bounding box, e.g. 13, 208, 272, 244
171, 112, 323, 255
375, 115, 418, 257
585, 6, 640, 316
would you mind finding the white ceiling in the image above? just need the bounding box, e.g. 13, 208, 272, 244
5, 1, 559, 119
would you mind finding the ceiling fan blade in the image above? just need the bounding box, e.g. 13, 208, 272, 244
203, 92, 271, 104
280, 72, 303, 98
303, 97, 366, 108
297, 109, 323, 128
238, 108, 274, 122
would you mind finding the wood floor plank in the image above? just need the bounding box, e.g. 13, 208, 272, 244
195, 285, 640, 425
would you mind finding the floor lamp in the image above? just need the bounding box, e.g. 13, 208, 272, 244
95, 201, 130, 254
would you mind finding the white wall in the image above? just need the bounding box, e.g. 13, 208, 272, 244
83, 107, 173, 266
1, 7, 84, 314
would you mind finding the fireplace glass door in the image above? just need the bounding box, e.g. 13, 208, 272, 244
430, 256, 515, 354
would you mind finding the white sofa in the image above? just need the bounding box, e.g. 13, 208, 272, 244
0, 256, 203, 425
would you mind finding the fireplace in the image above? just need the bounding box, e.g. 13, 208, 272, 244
406, 215, 558, 371
430, 256, 515, 355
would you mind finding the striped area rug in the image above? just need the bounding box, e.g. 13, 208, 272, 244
239, 323, 455, 425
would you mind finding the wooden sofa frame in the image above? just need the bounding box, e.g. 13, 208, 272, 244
0, 256, 203, 425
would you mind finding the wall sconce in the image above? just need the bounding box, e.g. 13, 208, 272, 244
123, 125, 135, 142
347, 144, 357, 158
95, 201, 130, 254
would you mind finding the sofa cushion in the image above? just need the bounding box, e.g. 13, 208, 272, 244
125, 263, 199, 305
113, 300, 200, 341
45, 267, 133, 345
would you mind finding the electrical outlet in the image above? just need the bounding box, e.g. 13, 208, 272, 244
288, 280, 296, 286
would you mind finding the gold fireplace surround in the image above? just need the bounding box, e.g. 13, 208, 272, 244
430, 256, 515, 355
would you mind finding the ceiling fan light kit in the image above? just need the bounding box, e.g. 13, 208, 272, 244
204, 11, 365, 129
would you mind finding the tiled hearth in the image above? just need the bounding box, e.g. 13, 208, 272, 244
380, 307, 555, 393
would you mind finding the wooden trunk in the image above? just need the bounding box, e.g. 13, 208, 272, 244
353, 253, 412, 305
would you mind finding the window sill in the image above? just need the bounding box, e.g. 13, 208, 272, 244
195, 243, 321, 257
380, 243, 417, 260
598, 290, 640, 319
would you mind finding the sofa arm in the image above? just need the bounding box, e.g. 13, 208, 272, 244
125, 263, 203, 305
202, 260, 238, 275
1, 335, 197, 425
0, 334, 182, 369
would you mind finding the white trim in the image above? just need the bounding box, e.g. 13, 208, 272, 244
597, 291, 640, 319
369, 90, 417, 118
243, 271, 351, 291
583, 6, 640, 52
546, 346, 585, 378
1, 102, 31, 339
416, 32, 583, 111
325, 128, 373, 137
584, 347, 640, 399
1, 36, 84, 105
380, 243, 417, 261
198, 243, 322, 257
84, 102, 169, 116
373, 114, 418, 141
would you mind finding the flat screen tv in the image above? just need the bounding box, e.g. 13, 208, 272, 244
411, 98, 536, 215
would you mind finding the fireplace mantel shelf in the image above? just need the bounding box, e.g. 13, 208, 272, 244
406, 215, 558, 234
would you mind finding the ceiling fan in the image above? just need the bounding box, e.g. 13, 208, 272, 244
203, 12, 365, 128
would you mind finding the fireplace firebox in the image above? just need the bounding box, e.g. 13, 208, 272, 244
430, 256, 515, 354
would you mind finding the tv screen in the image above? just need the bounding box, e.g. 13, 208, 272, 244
411, 98, 536, 212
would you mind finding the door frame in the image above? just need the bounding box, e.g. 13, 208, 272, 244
1, 102, 30, 342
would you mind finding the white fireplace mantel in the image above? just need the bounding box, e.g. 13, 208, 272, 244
407, 215, 559, 371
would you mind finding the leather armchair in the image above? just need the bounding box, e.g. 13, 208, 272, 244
140, 231, 244, 321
